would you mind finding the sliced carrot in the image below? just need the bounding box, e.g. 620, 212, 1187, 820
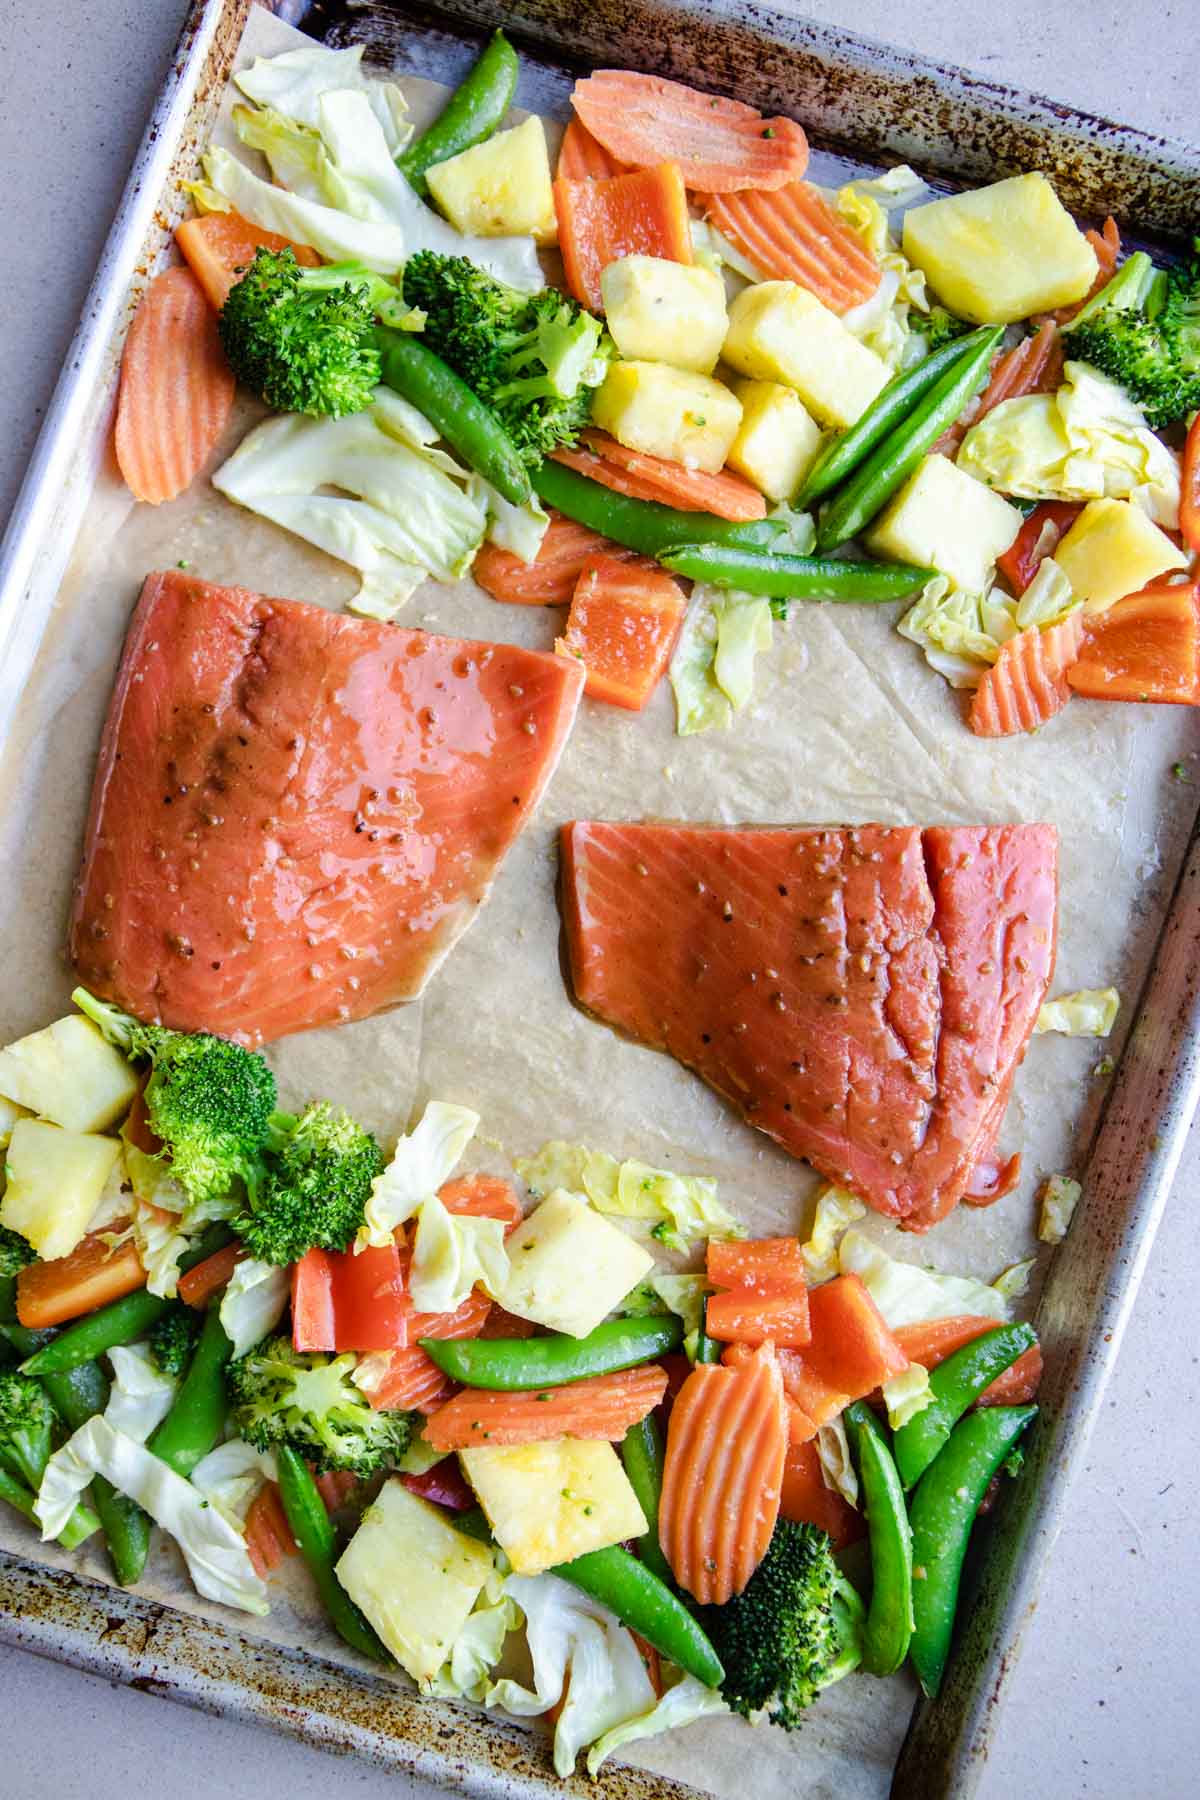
557, 555, 687, 710
114, 266, 236, 505
708, 1237, 808, 1294
706, 1290, 812, 1347
175, 209, 320, 313
779, 1440, 864, 1550
702, 183, 881, 313
423, 1364, 668, 1451
16, 1233, 145, 1330
1042, 217, 1121, 326
439, 1174, 524, 1234
970, 612, 1086, 738
473, 509, 644, 606
772, 1348, 849, 1439
1067, 577, 1200, 705
555, 162, 693, 313
893, 1316, 1043, 1406
244, 1480, 296, 1577
312, 1469, 358, 1512
564, 431, 768, 522
658, 1341, 787, 1604
124, 1082, 162, 1156
800, 1274, 909, 1398
557, 116, 628, 182
178, 1241, 245, 1310
353, 1346, 457, 1415
571, 72, 808, 194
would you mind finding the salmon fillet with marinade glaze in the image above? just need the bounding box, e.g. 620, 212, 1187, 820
71, 571, 585, 1045
560, 821, 1057, 1230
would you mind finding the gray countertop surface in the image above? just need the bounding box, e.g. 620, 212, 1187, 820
0, 3, 1194, 1795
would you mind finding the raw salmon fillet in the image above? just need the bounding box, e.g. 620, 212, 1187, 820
561, 820, 1058, 1230
70, 571, 585, 1044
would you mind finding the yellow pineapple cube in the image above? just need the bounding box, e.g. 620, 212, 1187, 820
1053, 498, 1187, 613
865, 455, 1022, 592
590, 362, 742, 474
1, 1119, 122, 1260
902, 174, 1098, 324
426, 115, 556, 245
496, 1189, 653, 1338
722, 280, 890, 428
460, 1439, 647, 1575
599, 255, 728, 373
728, 380, 822, 500
0, 1015, 138, 1134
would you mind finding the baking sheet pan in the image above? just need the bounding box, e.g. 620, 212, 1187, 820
0, 2, 1197, 1796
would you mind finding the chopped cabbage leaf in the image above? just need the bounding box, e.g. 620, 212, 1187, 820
213, 389, 488, 618
203, 145, 409, 272
428, 1566, 519, 1703
86, 1148, 135, 1235
482, 485, 550, 562
234, 44, 411, 152
37, 1418, 268, 1614
841, 165, 930, 209
836, 175, 929, 370
1035, 987, 1120, 1037
815, 1417, 858, 1508
515, 1140, 741, 1252
105, 1344, 178, 1444
586, 1673, 730, 1776
1038, 1174, 1082, 1245
219, 1256, 291, 1359
621, 1274, 712, 1359
768, 503, 817, 557
882, 1363, 932, 1430
132, 1198, 189, 1300
838, 1228, 1010, 1327
516, 1141, 620, 1208
487, 1572, 655, 1777
192, 1440, 277, 1532
713, 590, 774, 712
358, 1101, 479, 1249
801, 1185, 867, 1284
232, 103, 327, 205
898, 570, 1068, 691
1014, 555, 1078, 629
670, 585, 773, 734
993, 1257, 1036, 1303
409, 1192, 510, 1313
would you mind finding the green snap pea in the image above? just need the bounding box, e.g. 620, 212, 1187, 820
374, 325, 531, 505
533, 459, 786, 560
660, 543, 936, 602
0, 1448, 99, 1552
38, 1356, 150, 1587
397, 31, 519, 197
148, 1305, 232, 1478
844, 1402, 913, 1677
893, 1323, 1037, 1491
274, 1444, 392, 1664
796, 327, 999, 506
421, 1316, 683, 1389
815, 325, 1004, 550
908, 1403, 1037, 1697
694, 1298, 722, 1365
619, 1415, 674, 1587
552, 1545, 724, 1688
19, 1223, 234, 1376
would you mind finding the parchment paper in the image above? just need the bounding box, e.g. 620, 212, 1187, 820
0, 7, 1196, 1794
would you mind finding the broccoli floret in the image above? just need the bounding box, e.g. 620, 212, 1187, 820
701, 1520, 864, 1729
228, 1337, 411, 1476
913, 305, 972, 353
401, 251, 614, 465
72, 988, 277, 1212
148, 1301, 203, 1378
0, 1225, 36, 1279
1064, 246, 1200, 428
0, 1370, 56, 1491
235, 1101, 383, 1265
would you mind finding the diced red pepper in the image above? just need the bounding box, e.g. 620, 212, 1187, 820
1182, 413, 1200, 556
707, 1236, 808, 1294
705, 1288, 812, 1347
995, 500, 1082, 596
291, 1238, 407, 1353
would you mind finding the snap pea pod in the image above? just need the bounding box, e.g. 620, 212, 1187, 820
0, 1461, 97, 1547
815, 325, 1004, 551
148, 1305, 233, 1478
660, 543, 936, 602
36, 1354, 151, 1587
19, 1223, 234, 1376
908, 1403, 1037, 1697
374, 325, 531, 505
693, 1298, 722, 1365
844, 1402, 913, 1677
533, 459, 786, 560
274, 1444, 392, 1664
892, 1323, 1037, 1491
396, 31, 519, 197
421, 1316, 682, 1390
795, 326, 999, 506
552, 1545, 725, 1688
619, 1415, 674, 1587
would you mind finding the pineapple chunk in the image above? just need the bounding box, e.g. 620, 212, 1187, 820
866, 455, 1022, 592
728, 380, 822, 501
1, 1119, 122, 1260
599, 255, 728, 374
0, 1015, 138, 1135
722, 281, 889, 429
426, 116, 556, 245
591, 362, 741, 473
1053, 498, 1187, 614
461, 1439, 647, 1575
902, 174, 1098, 324
0, 1095, 30, 1150
495, 1188, 653, 1337
335, 1479, 494, 1685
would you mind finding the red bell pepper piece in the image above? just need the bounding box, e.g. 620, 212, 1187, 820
291, 1239, 407, 1353
1182, 412, 1200, 556
995, 500, 1082, 595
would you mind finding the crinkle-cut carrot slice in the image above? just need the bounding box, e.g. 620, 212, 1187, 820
701, 182, 881, 312
1042, 216, 1120, 326
937, 321, 1063, 456
394, 1274, 494, 1352
175, 209, 321, 312
423, 1364, 668, 1451
571, 431, 768, 521
440, 1173, 524, 1234
473, 509, 644, 605
114, 266, 236, 505
707, 1236, 808, 1294
354, 1345, 457, 1414
893, 1317, 1043, 1405
554, 162, 693, 313
659, 1342, 787, 1604
557, 115, 628, 181
970, 612, 1085, 738
706, 1290, 812, 1347
244, 1480, 296, 1577
571, 71, 808, 194
779, 1439, 864, 1550
557, 554, 687, 710
1067, 576, 1200, 705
